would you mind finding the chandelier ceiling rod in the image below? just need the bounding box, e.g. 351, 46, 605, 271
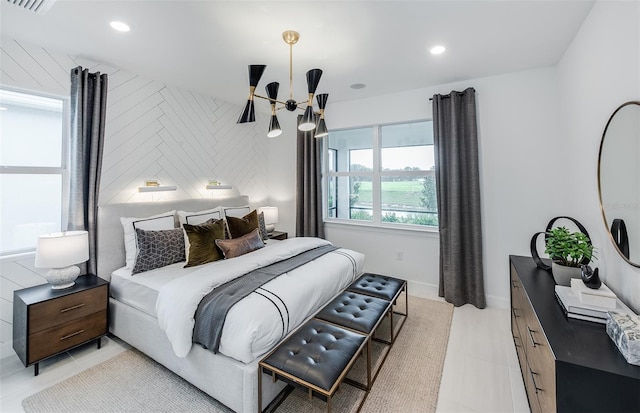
237, 30, 328, 138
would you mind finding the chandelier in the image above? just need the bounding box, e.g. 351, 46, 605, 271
237, 30, 328, 138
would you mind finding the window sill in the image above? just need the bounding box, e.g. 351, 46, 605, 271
324, 219, 439, 237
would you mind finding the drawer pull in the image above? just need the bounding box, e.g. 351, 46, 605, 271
512, 280, 518, 288
527, 326, 540, 348
512, 308, 520, 318
529, 367, 542, 394
60, 303, 85, 313
513, 334, 522, 347
60, 329, 84, 341
528, 367, 541, 394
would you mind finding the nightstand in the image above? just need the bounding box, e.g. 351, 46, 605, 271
268, 231, 288, 240
13, 275, 109, 376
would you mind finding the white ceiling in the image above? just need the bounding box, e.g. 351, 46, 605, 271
0, 0, 595, 106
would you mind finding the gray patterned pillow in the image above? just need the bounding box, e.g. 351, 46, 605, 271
258, 211, 268, 241
132, 228, 186, 274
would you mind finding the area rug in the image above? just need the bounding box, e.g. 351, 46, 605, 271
23, 295, 453, 413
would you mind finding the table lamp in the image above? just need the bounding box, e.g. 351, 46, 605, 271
35, 230, 89, 289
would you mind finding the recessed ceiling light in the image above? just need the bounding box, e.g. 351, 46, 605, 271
110, 21, 131, 32
0, 107, 7, 111
430, 45, 446, 55
350, 83, 366, 90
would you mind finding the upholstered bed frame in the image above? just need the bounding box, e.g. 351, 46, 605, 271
97, 196, 286, 413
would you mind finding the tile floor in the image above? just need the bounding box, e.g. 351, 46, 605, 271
0, 299, 530, 413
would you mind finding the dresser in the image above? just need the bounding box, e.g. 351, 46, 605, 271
13, 275, 109, 375
510, 255, 640, 413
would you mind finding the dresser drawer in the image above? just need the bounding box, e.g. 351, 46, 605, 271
28, 310, 107, 363
29, 285, 107, 333
525, 317, 556, 413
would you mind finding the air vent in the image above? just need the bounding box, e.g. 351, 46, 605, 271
5, 0, 56, 14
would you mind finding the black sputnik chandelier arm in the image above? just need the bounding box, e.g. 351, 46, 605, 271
237, 30, 328, 138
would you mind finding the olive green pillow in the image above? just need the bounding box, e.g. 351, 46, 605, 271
226, 209, 260, 238
183, 219, 226, 268
215, 228, 265, 259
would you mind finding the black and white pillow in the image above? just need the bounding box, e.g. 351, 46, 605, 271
120, 211, 176, 270
132, 228, 186, 274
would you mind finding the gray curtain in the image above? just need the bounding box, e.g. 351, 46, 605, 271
296, 114, 325, 238
432, 87, 486, 308
68, 66, 108, 275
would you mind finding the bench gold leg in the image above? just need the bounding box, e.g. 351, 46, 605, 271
367, 339, 372, 389
258, 367, 263, 413
390, 309, 395, 344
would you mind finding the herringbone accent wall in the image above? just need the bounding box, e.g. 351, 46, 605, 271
0, 36, 270, 204
0, 36, 270, 352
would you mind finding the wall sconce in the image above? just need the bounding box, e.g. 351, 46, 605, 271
206, 180, 232, 190
258, 206, 279, 233
138, 180, 177, 192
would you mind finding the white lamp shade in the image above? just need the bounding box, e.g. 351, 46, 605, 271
258, 207, 279, 225
35, 231, 89, 269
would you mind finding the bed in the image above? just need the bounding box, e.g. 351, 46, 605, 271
97, 196, 365, 413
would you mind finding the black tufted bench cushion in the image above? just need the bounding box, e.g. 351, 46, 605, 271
314, 291, 392, 390
258, 319, 367, 413
315, 291, 391, 335
346, 273, 408, 344
347, 273, 406, 301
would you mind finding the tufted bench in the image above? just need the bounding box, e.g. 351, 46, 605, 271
346, 273, 408, 344
314, 291, 392, 390
258, 319, 367, 413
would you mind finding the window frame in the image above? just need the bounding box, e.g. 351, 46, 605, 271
323, 120, 438, 231
0, 86, 70, 256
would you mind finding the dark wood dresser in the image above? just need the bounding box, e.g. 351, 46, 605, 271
13, 275, 108, 375
510, 255, 640, 413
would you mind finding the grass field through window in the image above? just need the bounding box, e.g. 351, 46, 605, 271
354, 180, 425, 207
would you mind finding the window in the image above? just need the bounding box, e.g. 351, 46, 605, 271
0, 88, 68, 255
324, 120, 437, 228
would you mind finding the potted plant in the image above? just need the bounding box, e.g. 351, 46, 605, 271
545, 226, 595, 286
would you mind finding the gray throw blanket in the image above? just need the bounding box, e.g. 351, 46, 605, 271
193, 244, 338, 353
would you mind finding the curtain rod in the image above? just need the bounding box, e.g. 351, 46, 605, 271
429, 87, 475, 101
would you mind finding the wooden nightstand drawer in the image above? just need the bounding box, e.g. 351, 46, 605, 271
28, 310, 107, 364
268, 231, 288, 240
13, 275, 109, 375
29, 285, 108, 333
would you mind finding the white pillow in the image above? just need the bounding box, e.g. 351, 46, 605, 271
221, 205, 251, 219
120, 211, 176, 270
177, 207, 223, 226
177, 207, 223, 259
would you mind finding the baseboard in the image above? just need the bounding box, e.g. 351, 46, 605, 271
407, 280, 441, 301
407, 280, 509, 309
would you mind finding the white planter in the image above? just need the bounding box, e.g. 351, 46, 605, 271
552, 262, 582, 286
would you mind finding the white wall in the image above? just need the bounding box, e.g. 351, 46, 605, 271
557, 0, 640, 312
268, 66, 565, 308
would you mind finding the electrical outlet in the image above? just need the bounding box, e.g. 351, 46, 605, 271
396, 251, 404, 261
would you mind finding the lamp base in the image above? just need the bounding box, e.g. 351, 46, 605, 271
45, 266, 80, 289
265, 224, 275, 234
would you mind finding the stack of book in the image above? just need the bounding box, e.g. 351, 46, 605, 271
554, 279, 635, 324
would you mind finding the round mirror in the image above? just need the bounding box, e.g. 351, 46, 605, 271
598, 101, 640, 267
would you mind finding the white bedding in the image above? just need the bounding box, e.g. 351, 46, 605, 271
110, 239, 284, 316
110, 263, 197, 317
156, 237, 364, 362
